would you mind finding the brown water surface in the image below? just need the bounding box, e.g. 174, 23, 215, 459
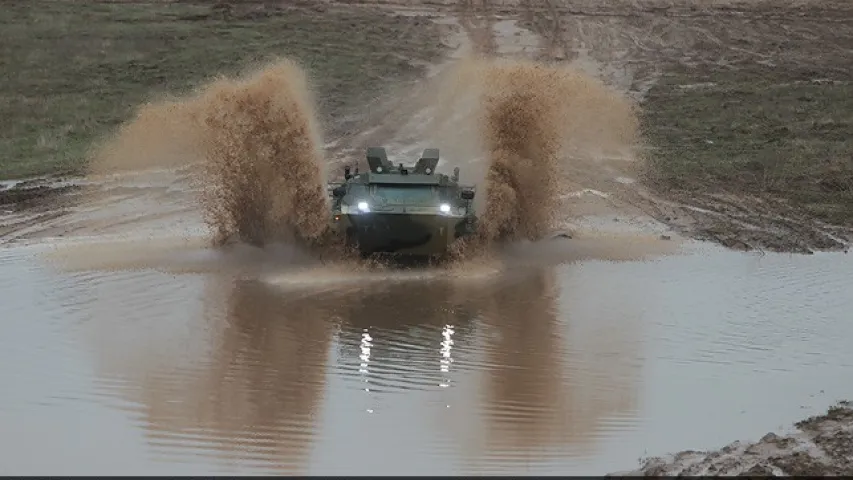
2, 232, 852, 475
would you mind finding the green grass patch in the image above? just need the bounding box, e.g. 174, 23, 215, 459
0, 1, 446, 180
642, 63, 853, 226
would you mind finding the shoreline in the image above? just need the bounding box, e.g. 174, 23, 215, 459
610, 401, 853, 476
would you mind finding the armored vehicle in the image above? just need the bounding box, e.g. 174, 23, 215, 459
328, 147, 477, 259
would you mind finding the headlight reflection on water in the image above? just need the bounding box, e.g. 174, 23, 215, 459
359, 329, 375, 414
359, 329, 372, 384
439, 324, 455, 388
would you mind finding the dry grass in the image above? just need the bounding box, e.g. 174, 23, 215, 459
0, 0, 446, 180
631, 3, 853, 226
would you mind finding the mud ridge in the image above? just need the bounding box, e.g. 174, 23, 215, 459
611, 401, 853, 476
0, 183, 79, 210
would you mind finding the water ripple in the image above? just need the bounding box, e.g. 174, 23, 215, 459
2, 242, 853, 475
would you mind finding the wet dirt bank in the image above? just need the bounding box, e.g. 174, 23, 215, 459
0, 179, 79, 209
0, 179, 82, 240
613, 401, 853, 476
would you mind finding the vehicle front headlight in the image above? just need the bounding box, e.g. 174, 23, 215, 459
439, 203, 451, 213
357, 201, 370, 213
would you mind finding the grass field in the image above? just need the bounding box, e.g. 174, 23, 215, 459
637, 7, 853, 226
0, 0, 446, 180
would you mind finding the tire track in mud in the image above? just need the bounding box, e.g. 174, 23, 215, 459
456, 0, 498, 55
523, 0, 573, 62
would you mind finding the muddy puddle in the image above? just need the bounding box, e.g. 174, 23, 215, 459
2, 234, 852, 475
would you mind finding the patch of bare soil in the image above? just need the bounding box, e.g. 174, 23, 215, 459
612, 401, 853, 476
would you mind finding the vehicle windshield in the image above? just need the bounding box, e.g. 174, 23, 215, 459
371, 185, 437, 205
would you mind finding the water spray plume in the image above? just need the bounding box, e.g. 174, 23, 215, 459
87, 99, 204, 175
87, 52, 639, 266
193, 59, 331, 249
88, 58, 336, 251
438, 57, 639, 257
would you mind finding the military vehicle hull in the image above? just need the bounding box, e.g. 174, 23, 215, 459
334, 212, 474, 257
329, 147, 478, 261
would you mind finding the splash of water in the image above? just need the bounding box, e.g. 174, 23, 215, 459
422, 57, 640, 258
86, 54, 643, 267
192, 60, 331, 249
88, 58, 336, 252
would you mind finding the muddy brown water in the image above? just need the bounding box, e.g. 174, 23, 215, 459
2, 224, 852, 475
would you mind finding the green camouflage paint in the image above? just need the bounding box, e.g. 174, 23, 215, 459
328, 147, 478, 258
